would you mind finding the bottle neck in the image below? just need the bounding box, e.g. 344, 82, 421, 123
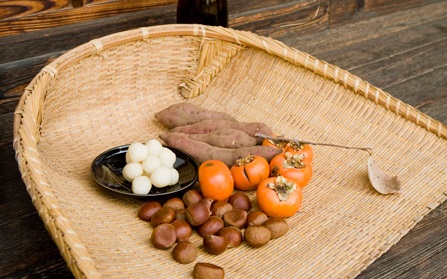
177, 0, 228, 27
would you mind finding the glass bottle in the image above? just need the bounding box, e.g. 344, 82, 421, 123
177, 0, 228, 27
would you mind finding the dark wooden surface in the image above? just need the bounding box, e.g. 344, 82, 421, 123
1, 0, 447, 278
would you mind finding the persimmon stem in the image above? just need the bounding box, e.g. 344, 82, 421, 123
255, 133, 373, 156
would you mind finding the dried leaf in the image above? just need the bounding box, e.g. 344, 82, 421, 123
367, 157, 401, 195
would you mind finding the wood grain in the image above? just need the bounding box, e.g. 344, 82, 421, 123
359, 201, 447, 279
2, 0, 436, 37
363, 0, 441, 14
330, 0, 442, 27
231, 0, 329, 38
0, 0, 71, 20
0, 0, 176, 36
281, 1, 447, 111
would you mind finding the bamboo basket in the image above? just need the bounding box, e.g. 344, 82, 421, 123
13, 24, 447, 278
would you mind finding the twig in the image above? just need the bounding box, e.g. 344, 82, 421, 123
255, 133, 373, 156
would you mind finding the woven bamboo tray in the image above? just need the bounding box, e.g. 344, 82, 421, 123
13, 24, 447, 278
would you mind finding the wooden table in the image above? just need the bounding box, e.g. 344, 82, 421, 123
1, 1, 446, 278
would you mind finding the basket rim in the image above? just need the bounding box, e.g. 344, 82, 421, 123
12, 23, 447, 278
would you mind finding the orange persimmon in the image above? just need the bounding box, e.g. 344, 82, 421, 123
198, 160, 234, 201
256, 176, 302, 218
270, 152, 312, 188
230, 154, 270, 191
284, 141, 313, 165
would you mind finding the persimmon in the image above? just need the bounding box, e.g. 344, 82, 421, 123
230, 154, 270, 191
284, 141, 313, 165
261, 134, 288, 149
270, 152, 312, 188
262, 136, 313, 165
198, 160, 234, 201
256, 176, 302, 218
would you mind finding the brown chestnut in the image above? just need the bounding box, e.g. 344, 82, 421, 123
223, 209, 247, 228
175, 208, 186, 221
263, 217, 289, 239
197, 216, 225, 237
193, 262, 225, 279
228, 192, 252, 211
151, 223, 177, 249
171, 219, 192, 242
218, 227, 243, 248
244, 226, 271, 248
198, 198, 214, 210
172, 241, 197, 264
203, 235, 228, 255
185, 202, 211, 226
210, 200, 233, 218
246, 210, 269, 227
137, 201, 162, 222
183, 189, 203, 207
150, 206, 176, 227
163, 197, 185, 211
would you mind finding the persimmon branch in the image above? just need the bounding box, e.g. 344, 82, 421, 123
255, 133, 373, 156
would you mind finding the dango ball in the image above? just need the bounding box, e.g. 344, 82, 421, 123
159, 147, 176, 167
146, 139, 163, 155
132, 176, 152, 194
127, 142, 149, 162
151, 166, 173, 188
123, 162, 143, 182
142, 154, 162, 174
170, 168, 179, 185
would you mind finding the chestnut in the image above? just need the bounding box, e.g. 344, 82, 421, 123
203, 235, 228, 255
150, 206, 176, 227
198, 198, 214, 210
171, 219, 192, 242
151, 223, 177, 249
263, 217, 289, 239
183, 189, 203, 207
175, 208, 186, 221
210, 200, 233, 218
218, 227, 243, 248
193, 262, 225, 279
246, 210, 269, 227
197, 216, 225, 237
244, 226, 271, 248
172, 241, 197, 264
163, 197, 185, 211
137, 201, 162, 222
228, 192, 252, 211
223, 209, 247, 228
185, 202, 211, 226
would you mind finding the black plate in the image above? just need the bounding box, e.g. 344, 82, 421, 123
91, 145, 199, 199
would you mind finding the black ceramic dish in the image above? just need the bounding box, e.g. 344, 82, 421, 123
91, 145, 199, 199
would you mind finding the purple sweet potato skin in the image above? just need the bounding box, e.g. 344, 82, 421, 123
160, 133, 281, 167
155, 103, 236, 129
163, 129, 257, 148
171, 119, 272, 144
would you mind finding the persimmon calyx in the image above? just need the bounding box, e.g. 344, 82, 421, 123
235, 153, 255, 166
268, 175, 297, 201
282, 152, 306, 169
267, 138, 288, 149
287, 140, 304, 150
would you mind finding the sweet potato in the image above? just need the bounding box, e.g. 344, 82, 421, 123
161, 129, 257, 149
160, 133, 282, 166
155, 103, 236, 129
171, 119, 272, 144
